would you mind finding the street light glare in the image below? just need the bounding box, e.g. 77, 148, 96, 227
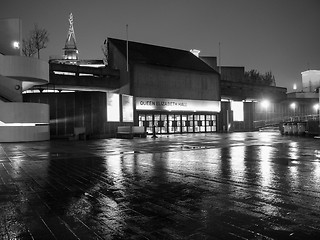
290, 103, 296, 109
12, 41, 20, 49
261, 100, 270, 109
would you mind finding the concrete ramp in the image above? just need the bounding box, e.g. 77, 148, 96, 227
0, 74, 22, 102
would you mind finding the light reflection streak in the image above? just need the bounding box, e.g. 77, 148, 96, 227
288, 142, 299, 160
257, 146, 281, 216
288, 142, 299, 188
230, 146, 245, 182
311, 151, 320, 184
105, 155, 123, 188
259, 146, 273, 188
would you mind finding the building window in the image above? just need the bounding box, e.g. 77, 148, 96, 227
122, 95, 133, 122
106, 93, 120, 122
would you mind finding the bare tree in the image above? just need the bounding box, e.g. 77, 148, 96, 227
22, 37, 36, 57
22, 24, 49, 59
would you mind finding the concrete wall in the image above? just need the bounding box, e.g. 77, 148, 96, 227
108, 41, 131, 94
221, 66, 245, 82
1, 55, 49, 87
0, 126, 49, 142
0, 74, 22, 102
0, 102, 49, 142
24, 92, 129, 139
133, 64, 220, 101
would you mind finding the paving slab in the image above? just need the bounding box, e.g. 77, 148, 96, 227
1, 132, 320, 239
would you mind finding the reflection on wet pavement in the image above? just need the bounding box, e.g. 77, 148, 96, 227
1, 132, 320, 239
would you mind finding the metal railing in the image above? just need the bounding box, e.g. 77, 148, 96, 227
253, 114, 319, 129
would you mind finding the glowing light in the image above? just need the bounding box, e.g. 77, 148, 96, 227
261, 99, 270, 109
293, 84, 297, 90
107, 93, 120, 122
136, 97, 220, 112
0, 121, 47, 126
53, 71, 76, 76
12, 41, 20, 49
290, 103, 296, 109
231, 101, 244, 121
313, 103, 319, 111
190, 49, 200, 57
122, 95, 133, 122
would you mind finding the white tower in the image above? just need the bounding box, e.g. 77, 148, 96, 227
63, 13, 78, 60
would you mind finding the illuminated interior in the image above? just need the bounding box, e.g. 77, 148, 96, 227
231, 101, 244, 121
0, 121, 45, 126
122, 95, 133, 122
106, 93, 120, 122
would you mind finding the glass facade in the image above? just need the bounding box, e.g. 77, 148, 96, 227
138, 112, 217, 134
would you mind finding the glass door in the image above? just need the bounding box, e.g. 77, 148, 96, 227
200, 115, 205, 132
161, 114, 168, 134
168, 114, 181, 133
182, 115, 188, 133
206, 115, 217, 132
194, 115, 200, 132
155, 114, 167, 134
146, 114, 153, 134
188, 115, 194, 133
139, 114, 146, 131
154, 114, 161, 134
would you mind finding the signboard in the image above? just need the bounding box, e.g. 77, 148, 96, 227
106, 93, 120, 122
136, 97, 220, 112
122, 94, 133, 122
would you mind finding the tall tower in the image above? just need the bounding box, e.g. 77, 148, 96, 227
63, 13, 78, 60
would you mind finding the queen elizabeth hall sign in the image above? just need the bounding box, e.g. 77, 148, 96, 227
136, 97, 220, 112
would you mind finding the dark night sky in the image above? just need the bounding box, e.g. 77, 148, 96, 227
1, 0, 320, 90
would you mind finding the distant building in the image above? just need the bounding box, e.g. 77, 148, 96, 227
301, 70, 320, 93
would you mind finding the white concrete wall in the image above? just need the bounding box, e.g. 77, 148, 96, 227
0, 102, 50, 142
1, 55, 49, 81
0, 126, 49, 142
0, 74, 22, 102
0, 102, 49, 123
0, 53, 49, 100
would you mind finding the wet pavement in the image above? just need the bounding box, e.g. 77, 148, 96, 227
1, 132, 320, 239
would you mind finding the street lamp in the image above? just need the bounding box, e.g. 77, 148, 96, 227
12, 41, 20, 49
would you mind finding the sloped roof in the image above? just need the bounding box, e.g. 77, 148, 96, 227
108, 38, 218, 73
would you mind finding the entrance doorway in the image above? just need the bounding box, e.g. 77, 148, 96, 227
138, 113, 217, 134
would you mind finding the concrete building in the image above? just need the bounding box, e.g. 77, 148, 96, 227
25, 38, 221, 138
24, 36, 292, 138
107, 38, 221, 134
0, 18, 50, 142
5, 16, 311, 141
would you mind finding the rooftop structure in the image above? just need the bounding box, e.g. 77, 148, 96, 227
63, 13, 78, 61
301, 70, 320, 93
